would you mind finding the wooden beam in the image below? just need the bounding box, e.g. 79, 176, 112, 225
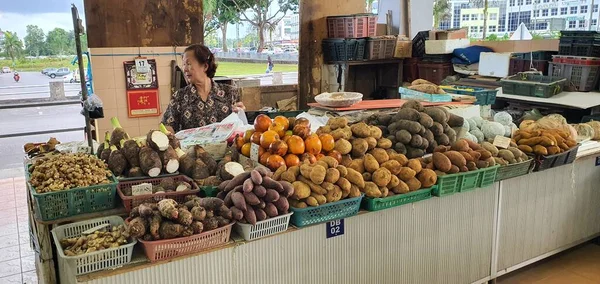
297, 0, 369, 109
83, 0, 203, 48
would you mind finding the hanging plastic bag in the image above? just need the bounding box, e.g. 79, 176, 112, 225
81, 94, 104, 119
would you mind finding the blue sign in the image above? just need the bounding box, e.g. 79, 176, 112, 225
326, 219, 344, 238
595, 156, 600, 166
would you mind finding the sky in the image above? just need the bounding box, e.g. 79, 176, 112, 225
0, 0, 85, 38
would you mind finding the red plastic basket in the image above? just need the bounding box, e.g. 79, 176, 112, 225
552, 55, 600, 65
138, 223, 233, 262
327, 14, 377, 38
117, 175, 200, 212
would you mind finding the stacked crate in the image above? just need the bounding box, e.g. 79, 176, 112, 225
549, 55, 600, 91
403, 31, 430, 82
558, 31, 600, 57
508, 51, 557, 75
322, 14, 378, 62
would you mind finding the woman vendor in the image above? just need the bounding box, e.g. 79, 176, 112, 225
162, 44, 245, 132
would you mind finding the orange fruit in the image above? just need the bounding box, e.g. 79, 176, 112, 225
269, 122, 286, 138
319, 134, 335, 152
284, 154, 300, 167
305, 134, 322, 155
293, 124, 310, 139
260, 130, 280, 149
269, 140, 288, 156
235, 135, 245, 150
287, 135, 305, 155
259, 152, 271, 165
254, 114, 272, 132
273, 116, 290, 131
327, 150, 343, 163
258, 146, 266, 157
251, 131, 262, 145
266, 154, 286, 171
243, 129, 254, 143
295, 117, 311, 128
241, 143, 251, 157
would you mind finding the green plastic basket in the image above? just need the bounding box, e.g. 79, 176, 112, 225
290, 194, 363, 227
495, 159, 534, 182
477, 165, 500, 188
29, 174, 118, 221
362, 186, 435, 211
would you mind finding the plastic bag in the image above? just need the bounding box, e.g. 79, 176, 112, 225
81, 94, 104, 119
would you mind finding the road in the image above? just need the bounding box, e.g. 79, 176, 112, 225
0, 72, 81, 100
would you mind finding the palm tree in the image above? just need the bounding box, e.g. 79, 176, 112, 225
433, 0, 451, 29
2, 32, 23, 63
470, 0, 495, 39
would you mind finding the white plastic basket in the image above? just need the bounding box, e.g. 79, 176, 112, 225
51, 216, 137, 279
234, 212, 293, 241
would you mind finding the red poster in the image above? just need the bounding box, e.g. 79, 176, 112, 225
126, 89, 160, 118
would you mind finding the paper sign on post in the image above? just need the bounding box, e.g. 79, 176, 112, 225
132, 183, 153, 196
250, 143, 261, 162
493, 135, 512, 149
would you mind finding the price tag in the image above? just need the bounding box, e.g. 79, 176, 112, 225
326, 219, 344, 239
135, 58, 150, 74
492, 135, 511, 149
595, 156, 600, 166
132, 183, 153, 196
250, 143, 261, 162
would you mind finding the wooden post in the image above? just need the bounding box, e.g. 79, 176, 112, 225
298, 0, 371, 109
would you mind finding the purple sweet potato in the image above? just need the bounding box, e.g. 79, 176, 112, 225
198, 197, 224, 211
218, 180, 230, 191
255, 167, 271, 177
254, 208, 267, 221
264, 203, 278, 217
230, 207, 244, 221
279, 181, 294, 197
223, 171, 251, 192
216, 191, 226, 199
244, 208, 257, 225
262, 177, 283, 192
243, 179, 254, 193
219, 205, 233, 220
243, 192, 261, 206
273, 197, 289, 214
250, 170, 263, 185
224, 190, 234, 207
264, 189, 280, 203
231, 192, 247, 211
253, 185, 267, 197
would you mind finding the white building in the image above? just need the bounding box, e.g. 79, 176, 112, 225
277, 13, 299, 40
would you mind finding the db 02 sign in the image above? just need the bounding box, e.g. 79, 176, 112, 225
326, 219, 345, 239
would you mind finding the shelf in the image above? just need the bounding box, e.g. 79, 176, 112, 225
327, 59, 403, 66
33, 204, 128, 225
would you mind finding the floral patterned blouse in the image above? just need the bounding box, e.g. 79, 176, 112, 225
162, 81, 241, 132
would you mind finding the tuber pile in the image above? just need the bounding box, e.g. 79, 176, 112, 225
59, 224, 130, 256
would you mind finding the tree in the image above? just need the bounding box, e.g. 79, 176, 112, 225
24, 25, 45, 57
231, 0, 298, 52
216, 0, 244, 52
3, 31, 24, 62
469, 0, 498, 39
433, 0, 451, 29
204, 0, 219, 38
46, 28, 70, 55
366, 0, 376, 13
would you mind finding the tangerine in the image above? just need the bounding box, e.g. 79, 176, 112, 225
260, 130, 280, 149
241, 143, 251, 157
269, 122, 286, 138
273, 116, 290, 131
284, 154, 300, 167
259, 152, 271, 165
266, 155, 286, 171
305, 134, 322, 155
251, 131, 262, 145
254, 114, 272, 132
319, 134, 335, 152
287, 135, 305, 155
269, 140, 288, 156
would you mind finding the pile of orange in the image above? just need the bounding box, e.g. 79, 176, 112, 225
236, 114, 342, 171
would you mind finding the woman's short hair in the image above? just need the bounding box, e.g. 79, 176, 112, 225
184, 44, 218, 78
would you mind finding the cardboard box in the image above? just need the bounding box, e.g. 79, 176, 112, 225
394, 35, 412, 58
376, 24, 388, 36
429, 28, 467, 40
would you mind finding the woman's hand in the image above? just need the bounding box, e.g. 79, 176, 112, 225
232, 101, 246, 113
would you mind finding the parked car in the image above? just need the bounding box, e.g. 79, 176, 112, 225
42, 68, 57, 75
2, 67, 10, 73
73, 70, 87, 82
62, 72, 75, 83
47, 67, 70, 78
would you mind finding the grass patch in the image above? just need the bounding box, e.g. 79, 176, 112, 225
0, 58, 298, 76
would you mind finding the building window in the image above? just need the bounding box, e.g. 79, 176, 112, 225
542, 9, 548, 16
499, 25, 506, 32
490, 13, 497, 20
479, 26, 484, 32
489, 25, 497, 32
570, 6, 577, 14
509, 0, 515, 6
569, 20, 576, 28
595, 4, 598, 12
508, 11, 531, 31
471, 14, 478, 20
581, 5, 588, 14
543, 0, 549, 2
526, 0, 532, 4
536, 23, 548, 30
534, 10, 540, 17
518, 0, 523, 5
463, 14, 469, 21
551, 8, 557, 16
561, 7, 567, 15
579, 20, 586, 28
593, 19, 598, 26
